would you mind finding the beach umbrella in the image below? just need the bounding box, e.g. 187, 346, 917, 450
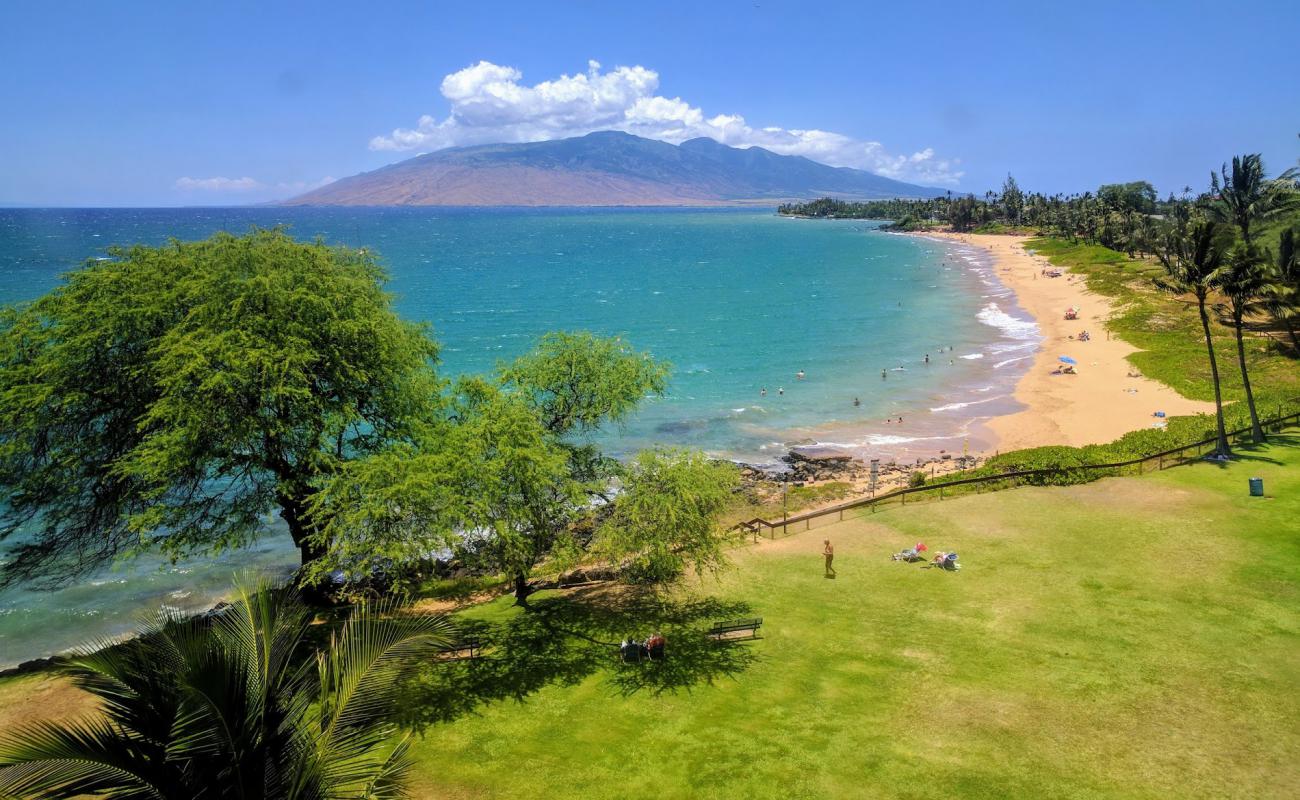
1059, 355, 1078, 365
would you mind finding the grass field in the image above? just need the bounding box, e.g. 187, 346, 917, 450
397, 434, 1300, 799
1, 437, 1295, 798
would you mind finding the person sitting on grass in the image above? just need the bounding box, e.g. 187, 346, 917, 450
930, 552, 960, 570
646, 632, 666, 660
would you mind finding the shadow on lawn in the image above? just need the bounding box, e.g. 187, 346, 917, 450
396, 585, 759, 729
1205, 432, 1299, 469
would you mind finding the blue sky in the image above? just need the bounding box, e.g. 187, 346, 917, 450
2, 0, 1297, 206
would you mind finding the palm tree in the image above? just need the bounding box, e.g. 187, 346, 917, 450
1210, 154, 1300, 246
0, 578, 454, 799
1213, 244, 1273, 443
1265, 227, 1300, 353
1152, 218, 1233, 456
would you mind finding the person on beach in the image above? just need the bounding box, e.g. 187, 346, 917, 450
823, 539, 836, 578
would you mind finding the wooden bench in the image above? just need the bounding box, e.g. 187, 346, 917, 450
708, 617, 762, 640
438, 636, 483, 660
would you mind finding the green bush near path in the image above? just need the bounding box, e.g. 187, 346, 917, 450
398, 433, 1300, 799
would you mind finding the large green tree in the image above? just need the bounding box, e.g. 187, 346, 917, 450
0, 578, 454, 799
593, 448, 739, 583
310, 332, 674, 605
0, 229, 441, 588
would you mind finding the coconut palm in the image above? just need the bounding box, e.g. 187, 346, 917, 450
1152, 217, 1233, 456
1262, 227, 1300, 353
0, 578, 454, 799
1210, 154, 1300, 246
1212, 244, 1273, 443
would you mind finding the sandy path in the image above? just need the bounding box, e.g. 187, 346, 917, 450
926, 233, 1212, 452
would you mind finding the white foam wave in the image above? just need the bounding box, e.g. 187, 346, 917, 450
976, 302, 1039, 341
994, 355, 1034, 369
960, 353, 984, 360
930, 397, 1000, 413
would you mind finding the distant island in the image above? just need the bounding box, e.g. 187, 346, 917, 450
282, 131, 946, 207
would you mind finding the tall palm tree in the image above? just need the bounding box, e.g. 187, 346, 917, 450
0, 578, 454, 799
1265, 227, 1300, 353
1210, 154, 1300, 246
1213, 245, 1273, 443
1152, 218, 1233, 456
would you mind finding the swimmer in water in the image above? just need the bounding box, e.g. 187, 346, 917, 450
924, 353, 930, 364
760, 387, 767, 397
881, 369, 887, 379
778, 387, 784, 396
796, 370, 805, 380
853, 397, 861, 407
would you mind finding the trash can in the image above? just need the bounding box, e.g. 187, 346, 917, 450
1249, 477, 1264, 497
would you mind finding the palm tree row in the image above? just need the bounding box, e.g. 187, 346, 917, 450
0, 578, 454, 799
1150, 154, 1299, 453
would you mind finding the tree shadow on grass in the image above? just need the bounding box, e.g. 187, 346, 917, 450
395, 585, 759, 730
1209, 432, 1299, 468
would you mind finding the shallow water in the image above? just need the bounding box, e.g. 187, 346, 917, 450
0, 207, 1039, 667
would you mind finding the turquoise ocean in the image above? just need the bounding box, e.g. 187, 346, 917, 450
0, 207, 1039, 667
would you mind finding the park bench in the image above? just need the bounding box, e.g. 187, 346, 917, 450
438, 636, 483, 661
708, 617, 762, 640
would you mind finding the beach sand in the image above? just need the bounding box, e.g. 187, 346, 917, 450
927, 232, 1213, 452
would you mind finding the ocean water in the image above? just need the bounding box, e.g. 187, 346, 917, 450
0, 207, 1039, 667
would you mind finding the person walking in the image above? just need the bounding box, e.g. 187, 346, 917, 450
823, 539, 836, 578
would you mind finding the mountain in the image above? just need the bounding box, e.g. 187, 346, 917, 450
282, 131, 946, 206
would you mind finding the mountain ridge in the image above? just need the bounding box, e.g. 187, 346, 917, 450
282, 131, 947, 206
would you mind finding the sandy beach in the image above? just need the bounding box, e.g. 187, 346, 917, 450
927, 232, 1213, 452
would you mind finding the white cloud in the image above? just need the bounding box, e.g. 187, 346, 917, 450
174, 176, 263, 192
370, 60, 963, 185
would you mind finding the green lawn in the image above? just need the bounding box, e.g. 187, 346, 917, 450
402, 435, 1300, 799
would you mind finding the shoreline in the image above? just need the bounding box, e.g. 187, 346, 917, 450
921, 232, 1213, 451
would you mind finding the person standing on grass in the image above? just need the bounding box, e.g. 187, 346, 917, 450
823, 539, 836, 578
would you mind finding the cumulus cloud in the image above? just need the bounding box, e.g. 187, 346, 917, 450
370, 60, 962, 185
174, 176, 263, 192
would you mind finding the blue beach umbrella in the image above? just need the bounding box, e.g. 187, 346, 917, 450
1059, 355, 1078, 365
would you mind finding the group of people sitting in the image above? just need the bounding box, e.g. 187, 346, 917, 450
620, 632, 666, 663
891, 542, 961, 570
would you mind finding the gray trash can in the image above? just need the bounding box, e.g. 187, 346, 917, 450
1249, 477, 1264, 497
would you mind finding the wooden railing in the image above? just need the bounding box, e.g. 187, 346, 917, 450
736, 405, 1300, 539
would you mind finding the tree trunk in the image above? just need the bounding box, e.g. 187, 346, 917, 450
1231, 309, 1265, 444
1197, 298, 1232, 457
278, 490, 332, 604
513, 573, 532, 607
1286, 317, 1300, 355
